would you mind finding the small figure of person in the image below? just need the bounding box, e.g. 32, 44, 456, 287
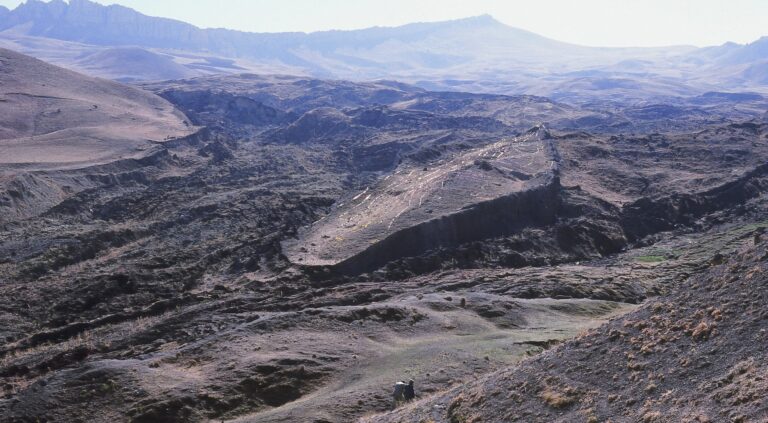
392, 380, 407, 408
404, 379, 415, 402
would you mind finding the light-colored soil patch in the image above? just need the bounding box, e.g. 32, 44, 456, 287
229, 297, 634, 422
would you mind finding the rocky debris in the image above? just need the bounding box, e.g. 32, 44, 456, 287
197, 140, 234, 163
144, 75, 425, 116
143, 74, 604, 133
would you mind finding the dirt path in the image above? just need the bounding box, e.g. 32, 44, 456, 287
227, 298, 635, 422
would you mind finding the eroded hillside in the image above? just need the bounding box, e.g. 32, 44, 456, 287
367, 232, 768, 423
0, 48, 198, 223
1, 64, 768, 423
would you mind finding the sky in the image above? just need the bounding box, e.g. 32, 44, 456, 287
0, 0, 766, 47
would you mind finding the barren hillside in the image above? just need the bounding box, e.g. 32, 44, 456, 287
1, 53, 768, 423
0, 47, 194, 168
0, 48, 197, 222
366, 234, 768, 423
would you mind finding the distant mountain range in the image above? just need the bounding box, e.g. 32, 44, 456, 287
1, 0, 767, 101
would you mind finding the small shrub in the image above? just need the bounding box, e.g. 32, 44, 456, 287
642, 411, 662, 422
691, 321, 713, 340
540, 386, 576, 408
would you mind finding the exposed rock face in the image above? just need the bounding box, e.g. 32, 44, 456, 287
333, 176, 561, 274
621, 162, 768, 241
282, 120, 768, 277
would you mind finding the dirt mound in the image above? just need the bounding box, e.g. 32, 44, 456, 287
75, 47, 197, 82
282, 128, 556, 273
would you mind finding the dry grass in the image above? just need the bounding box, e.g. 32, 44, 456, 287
642, 411, 662, 422
540, 386, 577, 408
691, 321, 713, 340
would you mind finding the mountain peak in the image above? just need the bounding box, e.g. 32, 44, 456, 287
471, 14, 499, 22
450, 14, 505, 27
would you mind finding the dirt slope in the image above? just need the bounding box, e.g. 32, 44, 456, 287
0, 47, 194, 169
366, 234, 768, 423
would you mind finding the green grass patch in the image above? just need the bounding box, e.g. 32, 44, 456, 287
730, 222, 768, 236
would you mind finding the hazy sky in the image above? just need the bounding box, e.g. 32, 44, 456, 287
1, 0, 766, 47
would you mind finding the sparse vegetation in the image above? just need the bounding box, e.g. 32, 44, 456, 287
539, 386, 577, 409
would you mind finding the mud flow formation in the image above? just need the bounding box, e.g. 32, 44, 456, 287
1, 44, 768, 423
